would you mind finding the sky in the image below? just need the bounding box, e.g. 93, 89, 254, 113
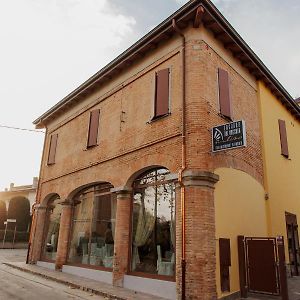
0, 0, 299, 190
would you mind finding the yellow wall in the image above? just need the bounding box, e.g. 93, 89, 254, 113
258, 82, 300, 259
214, 167, 267, 299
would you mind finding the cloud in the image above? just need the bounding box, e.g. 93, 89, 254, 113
0, 0, 136, 189
109, 0, 181, 35
0, 0, 299, 190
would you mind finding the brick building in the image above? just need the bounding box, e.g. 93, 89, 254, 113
29, 1, 300, 299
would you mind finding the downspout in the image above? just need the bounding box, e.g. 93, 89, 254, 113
172, 19, 186, 300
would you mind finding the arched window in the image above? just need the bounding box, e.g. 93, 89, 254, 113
68, 183, 116, 269
43, 196, 62, 261
131, 168, 176, 277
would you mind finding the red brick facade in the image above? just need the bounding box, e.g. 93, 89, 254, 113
29, 4, 274, 299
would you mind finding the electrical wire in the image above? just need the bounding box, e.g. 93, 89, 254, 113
0, 124, 45, 133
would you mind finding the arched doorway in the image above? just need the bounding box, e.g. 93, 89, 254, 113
8, 197, 30, 232
68, 182, 116, 269
130, 167, 176, 278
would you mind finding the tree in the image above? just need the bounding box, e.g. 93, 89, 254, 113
0, 201, 7, 230
8, 197, 30, 232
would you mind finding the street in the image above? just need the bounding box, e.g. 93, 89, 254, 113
0, 249, 299, 300
0, 249, 105, 300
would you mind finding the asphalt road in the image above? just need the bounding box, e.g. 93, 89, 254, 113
0, 249, 106, 300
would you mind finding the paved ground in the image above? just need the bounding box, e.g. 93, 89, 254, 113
0, 249, 299, 300
0, 249, 106, 300
288, 276, 300, 300
244, 275, 300, 300
0, 249, 164, 300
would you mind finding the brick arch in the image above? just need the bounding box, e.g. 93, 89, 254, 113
123, 164, 171, 190
214, 166, 264, 188
213, 153, 264, 186
66, 181, 114, 202
40, 193, 61, 207
116, 150, 179, 188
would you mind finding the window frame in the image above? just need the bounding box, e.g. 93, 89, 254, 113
128, 168, 176, 281
67, 183, 116, 272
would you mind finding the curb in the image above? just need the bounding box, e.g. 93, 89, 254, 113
3, 263, 126, 300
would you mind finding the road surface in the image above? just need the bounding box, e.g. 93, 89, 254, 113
0, 249, 105, 300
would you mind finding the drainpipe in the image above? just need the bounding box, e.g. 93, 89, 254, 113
172, 19, 186, 300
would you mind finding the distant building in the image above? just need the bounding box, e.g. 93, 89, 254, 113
0, 177, 38, 231
0, 177, 38, 212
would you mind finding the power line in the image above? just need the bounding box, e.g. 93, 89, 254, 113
0, 124, 45, 133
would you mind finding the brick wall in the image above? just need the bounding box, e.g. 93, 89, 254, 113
31, 24, 264, 300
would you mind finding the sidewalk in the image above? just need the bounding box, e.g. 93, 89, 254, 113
4, 262, 166, 300
245, 276, 300, 300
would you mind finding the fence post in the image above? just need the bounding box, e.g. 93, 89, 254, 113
277, 236, 289, 300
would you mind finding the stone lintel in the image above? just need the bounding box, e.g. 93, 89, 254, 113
182, 170, 219, 188
165, 172, 179, 182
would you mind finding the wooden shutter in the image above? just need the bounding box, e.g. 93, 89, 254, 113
154, 68, 170, 118
219, 238, 231, 266
218, 68, 232, 119
278, 119, 289, 157
87, 109, 100, 147
47, 134, 58, 165
219, 238, 231, 292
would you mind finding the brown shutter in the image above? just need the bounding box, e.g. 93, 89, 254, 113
219, 238, 231, 266
278, 119, 289, 157
219, 238, 231, 292
154, 68, 169, 118
218, 68, 232, 119
47, 134, 58, 165
87, 109, 100, 147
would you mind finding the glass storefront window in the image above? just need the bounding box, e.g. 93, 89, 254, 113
43, 197, 62, 261
131, 168, 176, 277
68, 184, 116, 268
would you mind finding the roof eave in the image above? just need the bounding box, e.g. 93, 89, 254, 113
33, 0, 300, 127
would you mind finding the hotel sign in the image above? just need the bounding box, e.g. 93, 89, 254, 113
212, 120, 246, 152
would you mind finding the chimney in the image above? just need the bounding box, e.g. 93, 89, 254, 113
9, 183, 14, 191
32, 177, 39, 188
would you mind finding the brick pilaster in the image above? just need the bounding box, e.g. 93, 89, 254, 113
55, 200, 73, 270
30, 204, 48, 263
177, 170, 219, 300
112, 189, 132, 287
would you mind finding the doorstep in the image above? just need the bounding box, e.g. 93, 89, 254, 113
3, 262, 167, 300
